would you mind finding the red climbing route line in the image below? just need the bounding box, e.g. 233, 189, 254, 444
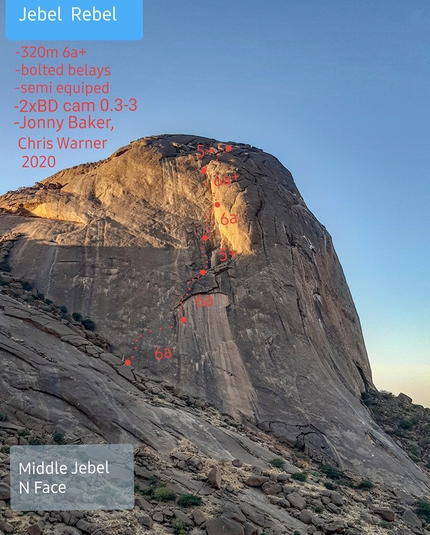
125, 143, 237, 365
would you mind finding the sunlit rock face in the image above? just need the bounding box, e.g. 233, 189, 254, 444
0, 134, 428, 494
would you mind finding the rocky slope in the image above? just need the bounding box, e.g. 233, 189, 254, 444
0, 279, 430, 535
0, 134, 429, 496
361, 391, 430, 470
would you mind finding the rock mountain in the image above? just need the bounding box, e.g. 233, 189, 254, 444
0, 134, 428, 498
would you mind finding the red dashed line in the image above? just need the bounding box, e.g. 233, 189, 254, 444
126, 143, 236, 365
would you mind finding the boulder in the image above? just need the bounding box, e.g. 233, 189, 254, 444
374, 508, 395, 522
173, 510, 194, 527
192, 510, 207, 526
208, 466, 222, 489
0, 522, 13, 534
330, 491, 344, 506
62, 528, 82, 535
325, 521, 347, 533
0, 483, 10, 500
299, 509, 314, 524
222, 504, 246, 523
402, 508, 422, 528
261, 482, 282, 495
75, 519, 96, 533
135, 495, 152, 511
206, 517, 245, 535
243, 523, 258, 535
244, 476, 270, 487
286, 492, 306, 510
137, 514, 153, 529
326, 503, 341, 514
152, 512, 164, 523
27, 524, 44, 535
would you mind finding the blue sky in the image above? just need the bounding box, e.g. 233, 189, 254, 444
1, 1, 429, 406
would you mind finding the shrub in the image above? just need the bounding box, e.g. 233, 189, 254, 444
28, 438, 44, 445
321, 464, 341, 480
380, 520, 391, 529
82, 318, 96, 331
22, 281, 32, 291
60, 305, 68, 314
0, 413, 6, 422
177, 493, 202, 507
291, 472, 307, 482
45, 299, 52, 305
398, 419, 414, 430
324, 482, 335, 490
409, 445, 419, 457
314, 506, 323, 513
416, 499, 430, 523
17, 429, 30, 437
356, 479, 373, 490
172, 520, 187, 535
72, 312, 83, 322
269, 457, 285, 469
294, 439, 305, 452
153, 484, 176, 502
53, 432, 65, 445
37, 293, 44, 300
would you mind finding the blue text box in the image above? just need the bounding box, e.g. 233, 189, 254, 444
6, 0, 143, 40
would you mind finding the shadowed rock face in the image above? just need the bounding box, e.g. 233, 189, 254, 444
0, 134, 428, 494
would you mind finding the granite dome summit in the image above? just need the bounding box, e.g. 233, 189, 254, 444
0, 134, 428, 495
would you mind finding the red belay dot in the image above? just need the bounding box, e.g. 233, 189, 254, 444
125, 359, 132, 366
215, 201, 221, 208
225, 145, 232, 152
180, 317, 187, 324
202, 234, 209, 242
201, 166, 207, 174
200, 269, 207, 276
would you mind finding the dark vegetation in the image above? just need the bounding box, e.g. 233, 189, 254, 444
269, 457, 285, 469
291, 472, 307, 482
138, 481, 176, 502
177, 494, 202, 507
361, 391, 430, 470
172, 520, 187, 535
416, 499, 430, 523
320, 464, 341, 480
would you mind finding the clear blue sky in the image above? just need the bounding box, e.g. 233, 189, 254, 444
1, 1, 429, 406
